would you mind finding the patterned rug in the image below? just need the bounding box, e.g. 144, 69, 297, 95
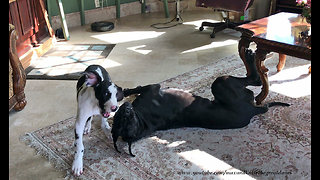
21, 54, 311, 179
26, 44, 115, 80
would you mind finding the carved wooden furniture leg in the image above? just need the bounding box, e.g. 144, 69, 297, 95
9, 24, 27, 111
10, 43, 27, 111
255, 48, 269, 105
13, 91, 27, 111
277, 54, 287, 72
238, 31, 254, 76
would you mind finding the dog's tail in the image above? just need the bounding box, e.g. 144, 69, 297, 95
266, 102, 290, 107
254, 101, 290, 115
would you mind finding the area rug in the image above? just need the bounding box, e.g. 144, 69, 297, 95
26, 44, 115, 80
20, 54, 311, 179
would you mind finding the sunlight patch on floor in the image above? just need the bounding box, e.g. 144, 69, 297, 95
178, 149, 256, 179
127, 45, 152, 55
269, 64, 311, 98
181, 39, 238, 54
149, 136, 186, 148
30, 58, 121, 76
91, 31, 165, 44
96, 58, 122, 68
167, 140, 186, 148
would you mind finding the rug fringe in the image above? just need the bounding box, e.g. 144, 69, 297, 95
20, 133, 73, 179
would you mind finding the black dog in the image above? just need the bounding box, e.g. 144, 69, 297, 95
111, 50, 290, 157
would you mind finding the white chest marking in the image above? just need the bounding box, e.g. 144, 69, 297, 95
78, 86, 100, 115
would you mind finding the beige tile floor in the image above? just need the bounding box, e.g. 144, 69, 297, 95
9, 9, 243, 179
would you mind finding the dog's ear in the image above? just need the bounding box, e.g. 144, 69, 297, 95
84, 72, 99, 87
83, 65, 110, 87
116, 85, 124, 101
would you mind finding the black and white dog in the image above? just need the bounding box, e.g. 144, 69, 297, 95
72, 65, 124, 176
111, 50, 290, 157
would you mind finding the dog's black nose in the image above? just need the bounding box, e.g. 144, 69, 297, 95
111, 105, 118, 112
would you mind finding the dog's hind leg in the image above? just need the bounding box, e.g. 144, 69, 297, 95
124, 84, 161, 97
112, 133, 121, 154
128, 141, 135, 157
83, 116, 92, 134
244, 49, 262, 86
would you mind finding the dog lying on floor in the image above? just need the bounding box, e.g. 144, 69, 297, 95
111, 50, 290, 157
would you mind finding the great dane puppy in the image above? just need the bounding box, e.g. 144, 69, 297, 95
111, 50, 290, 157
73, 65, 124, 176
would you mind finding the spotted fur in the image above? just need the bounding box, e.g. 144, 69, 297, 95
72, 65, 124, 176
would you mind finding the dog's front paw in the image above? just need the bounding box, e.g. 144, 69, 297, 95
104, 121, 111, 130
72, 158, 83, 176
102, 127, 112, 140
101, 118, 112, 138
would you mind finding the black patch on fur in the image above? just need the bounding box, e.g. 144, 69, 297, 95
86, 117, 91, 123
94, 81, 113, 112
76, 75, 86, 98
116, 85, 124, 102
75, 129, 79, 140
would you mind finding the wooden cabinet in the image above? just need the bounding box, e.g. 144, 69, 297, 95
9, 0, 49, 58
9, 0, 55, 69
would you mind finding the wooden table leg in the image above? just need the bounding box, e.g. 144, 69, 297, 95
255, 48, 269, 105
277, 53, 286, 72
238, 31, 253, 77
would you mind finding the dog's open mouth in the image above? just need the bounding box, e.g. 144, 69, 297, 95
102, 112, 111, 118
